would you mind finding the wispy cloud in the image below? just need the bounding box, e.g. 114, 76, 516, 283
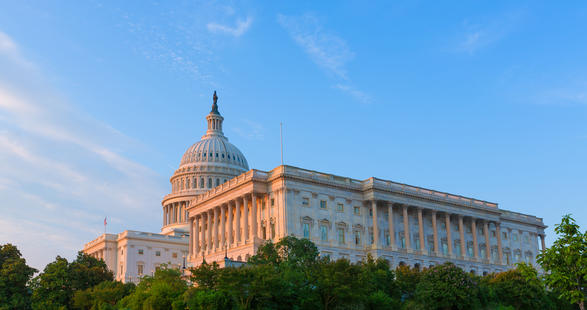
232, 119, 264, 140
334, 84, 371, 104
207, 16, 253, 37
533, 82, 587, 105
278, 13, 369, 103
278, 13, 354, 79
0, 31, 166, 270
456, 11, 524, 53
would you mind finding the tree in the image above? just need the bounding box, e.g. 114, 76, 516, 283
487, 263, 550, 310
72, 280, 135, 310
31, 252, 113, 310
117, 266, 187, 310
537, 214, 586, 310
315, 258, 365, 310
413, 262, 480, 310
0, 243, 37, 310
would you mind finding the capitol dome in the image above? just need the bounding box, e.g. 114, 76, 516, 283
161, 91, 250, 235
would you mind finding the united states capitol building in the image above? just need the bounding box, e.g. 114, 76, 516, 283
84, 92, 547, 282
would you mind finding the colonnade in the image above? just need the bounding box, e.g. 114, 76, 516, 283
371, 201, 546, 265
163, 201, 189, 226
188, 191, 284, 258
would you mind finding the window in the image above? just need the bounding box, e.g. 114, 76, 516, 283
353, 206, 360, 215
491, 249, 498, 262
453, 240, 460, 255
303, 223, 310, 238
370, 232, 374, 244
271, 223, 275, 238
137, 264, 144, 276
337, 203, 344, 212
262, 201, 266, 210
480, 247, 486, 259
442, 241, 448, 255
172, 252, 178, 259
338, 228, 345, 244
466, 225, 472, 233
302, 197, 309, 206
320, 225, 328, 241
513, 233, 518, 242
271, 198, 275, 206
320, 200, 327, 209
502, 232, 508, 240
208, 178, 212, 188
155, 251, 161, 257
415, 238, 421, 250
369, 208, 373, 216
120, 264, 123, 275
491, 231, 496, 238
467, 245, 474, 257
138, 249, 144, 255
200, 178, 204, 188
354, 231, 361, 245
216, 178, 220, 187
524, 235, 529, 243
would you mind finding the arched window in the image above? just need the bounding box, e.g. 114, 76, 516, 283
208, 178, 212, 188
216, 178, 220, 187
200, 178, 204, 188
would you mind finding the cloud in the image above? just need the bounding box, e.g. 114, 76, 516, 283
207, 16, 253, 37
278, 13, 354, 79
456, 11, 524, 53
334, 84, 371, 104
0, 31, 166, 270
533, 82, 587, 105
232, 119, 264, 140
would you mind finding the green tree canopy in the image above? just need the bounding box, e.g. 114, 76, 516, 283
537, 214, 586, 310
118, 266, 187, 310
0, 243, 37, 310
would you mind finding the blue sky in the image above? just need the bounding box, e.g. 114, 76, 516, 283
0, 1, 585, 270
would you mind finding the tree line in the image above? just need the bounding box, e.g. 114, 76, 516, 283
0, 215, 584, 310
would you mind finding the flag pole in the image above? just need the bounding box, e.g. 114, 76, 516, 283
280, 122, 284, 166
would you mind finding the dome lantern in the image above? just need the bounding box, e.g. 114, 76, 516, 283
203, 91, 225, 138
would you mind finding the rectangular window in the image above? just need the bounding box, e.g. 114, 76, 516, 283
138, 249, 144, 255
502, 232, 508, 240
513, 233, 518, 241
320, 225, 328, 242
172, 252, 178, 258
353, 206, 360, 215
320, 200, 327, 209
354, 231, 361, 245
271, 198, 275, 206
415, 238, 421, 250
337, 203, 344, 212
442, 242, 448, 255
262, 201, 266, 210
338, 228, 345, 244
385, 233, 390, 246
454, 240, 460, 256
137, 264, 144, 276
467, 246, 473, 257
302, 197, 309, 206
303, 223, 310, 238
370, 232, 374, 244
369, 208, 373, 216
155, 251, 161, 257
491, 231, 496, 237
271, 223, 276, 238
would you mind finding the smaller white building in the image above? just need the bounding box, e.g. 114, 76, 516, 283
84, 230, 188, 283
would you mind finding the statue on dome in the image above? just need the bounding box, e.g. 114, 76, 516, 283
211, 90, 219, 114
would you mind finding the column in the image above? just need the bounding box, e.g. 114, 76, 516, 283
189, 217, 194, 257
213, 207, 219, 252
432, 210, 439, 255
163, 207, 166, 226
403, 205, 410, 250
445, 213, 453, 256
540, 234, 546, 251
266, 194, 271, 239
201, 214, 206, 255
221, 204, 226, 250
167, 205, 171, 225
483, 221, 490, 261
173, 203, 178, 223
207, 210, 213, 252
244, 197, 249, 241
235, 199, 241, 244
372, 200, 378, 247
418, 208, 425, 254
251, 194, 258, 239
459, 215, 465, 258
194, 216, 200, 257
471, 219, 478, 260
496, 223, 503, 264
388, 204, 394, 248
228, 202, 233, 246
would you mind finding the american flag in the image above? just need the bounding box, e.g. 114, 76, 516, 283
104, 217, 107, 226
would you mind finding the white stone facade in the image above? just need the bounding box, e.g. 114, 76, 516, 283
84, 231, 188, 283
186, 166, 547, 275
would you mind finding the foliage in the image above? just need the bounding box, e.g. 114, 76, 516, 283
30, 252, 113, 310
73, 281, 135, 310
537, 214, 586, 310
0, 243, 37, 310
117, 266, 187, 310
485, 263, 549, 310
412, 262, 480, 310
